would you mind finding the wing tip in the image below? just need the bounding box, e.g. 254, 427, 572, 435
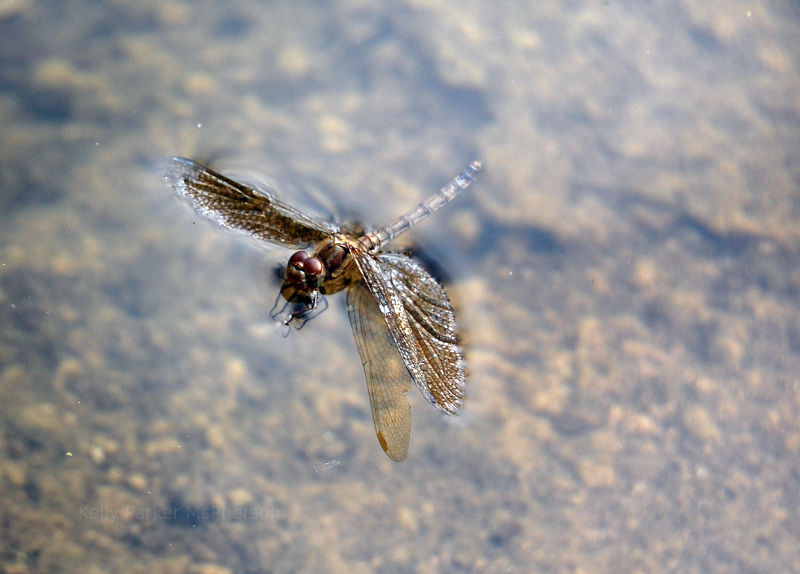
161, 156, 198, 193
378, 430, 408, 462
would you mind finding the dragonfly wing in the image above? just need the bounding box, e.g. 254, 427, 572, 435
347, 281, 413, 462
163, 157, 333, 249
354, 251, 465, 415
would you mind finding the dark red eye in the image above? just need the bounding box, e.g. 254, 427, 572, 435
303, 257, 324, 277
289, 251, 308, 268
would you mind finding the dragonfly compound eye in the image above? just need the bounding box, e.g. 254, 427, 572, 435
303, 256, 325, 288
285, 250, 309, 286
289, 250, 308, 268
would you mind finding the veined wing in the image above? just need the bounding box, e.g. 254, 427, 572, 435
353, 251, 465, 415
163, 157, 333, 249
347, 281, 413, 462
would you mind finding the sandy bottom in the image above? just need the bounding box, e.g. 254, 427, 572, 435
1, 1, 799, 572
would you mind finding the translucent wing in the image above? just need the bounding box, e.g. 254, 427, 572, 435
162, 157, 333, 249
353, 251, 465, 415
347, 281, 413, 462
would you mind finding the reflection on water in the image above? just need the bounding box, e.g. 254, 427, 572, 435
1, 1, 799, 572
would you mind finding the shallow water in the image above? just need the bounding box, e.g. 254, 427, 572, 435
2, 1, 800, 572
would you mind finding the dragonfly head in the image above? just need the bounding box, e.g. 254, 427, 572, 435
280, 241, 352, 308
284, 250, 326, 293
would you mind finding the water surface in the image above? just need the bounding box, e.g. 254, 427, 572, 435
1, 1, 799, 572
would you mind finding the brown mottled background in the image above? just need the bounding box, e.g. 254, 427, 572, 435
1, 1, 799, 572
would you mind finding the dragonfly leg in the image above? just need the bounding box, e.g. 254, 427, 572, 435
270, 286, 329, 331
285, 293, 329, 330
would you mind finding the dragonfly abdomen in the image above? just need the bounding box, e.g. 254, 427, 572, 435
367, 160, 482, 250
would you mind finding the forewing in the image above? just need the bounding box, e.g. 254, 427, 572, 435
347, 282, 413, 462
163, 157, 332, 248
354, 252, 465, 415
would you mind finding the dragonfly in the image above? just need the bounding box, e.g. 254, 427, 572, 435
163, 156, 482, 461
